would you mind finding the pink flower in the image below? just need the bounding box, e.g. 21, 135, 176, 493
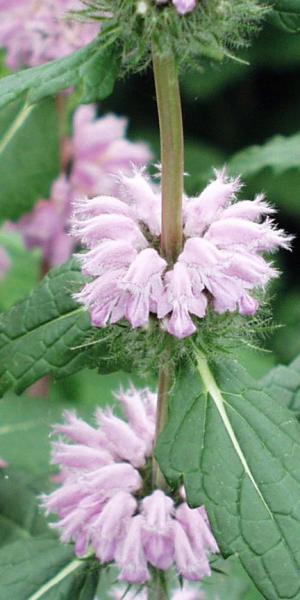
77, 240, 138, 277
173, 520, 210, 581
42, 386, 218, 584
141, 490, 174, 569
118, 170, 161, 236
176, 503, 219, 558
115, 385, 156, 455
205, 217, 290, 253
72, 180, 167, 328
53, 408, 105, 447
172, 0, 197, 15
92, 491, 137, 563
0, 0, 99, 70
70, 106, 152, 198
51, 441, 113, 470
72, 168, 290, 338
157, 262, 207, 338
119, 248, 167, 327
72, 213, 147, 249
16, 107, 151, 268
96, 408, 149, 468
16, 176, 74, 268
75, 269, 127, 327
118, 516, 150, 584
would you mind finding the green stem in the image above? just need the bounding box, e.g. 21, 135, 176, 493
152, 50, 184, 265
152, 352, 173, 490
151, 49, 184, 495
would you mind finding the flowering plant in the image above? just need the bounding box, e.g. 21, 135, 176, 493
0, 2, 300, 600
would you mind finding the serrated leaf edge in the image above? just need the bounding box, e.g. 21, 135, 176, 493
0, 306, 85, 347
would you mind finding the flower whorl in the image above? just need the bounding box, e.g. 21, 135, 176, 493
42, 386, 219, 584
72, 168, 291, 339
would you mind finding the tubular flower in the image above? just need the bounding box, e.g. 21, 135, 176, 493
42, 386, 218, 584
72, 168, 291, 338
16, 106, 151, 267
0, 0, 99, 69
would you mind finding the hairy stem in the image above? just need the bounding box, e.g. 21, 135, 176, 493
151, 50, 184, 492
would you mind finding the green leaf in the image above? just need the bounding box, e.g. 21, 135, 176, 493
0, 98, 59, 220
228, 132, 300, 179
270, 1, 300, 32
261, 355, 300, 415
156, 352, 300, 600
0, 537, 99, 600
0, 259, 107, 397
0, 232, 40, 310
79, 45, 120, 104
0, 469, 51, 547
0, 40, 119, 109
